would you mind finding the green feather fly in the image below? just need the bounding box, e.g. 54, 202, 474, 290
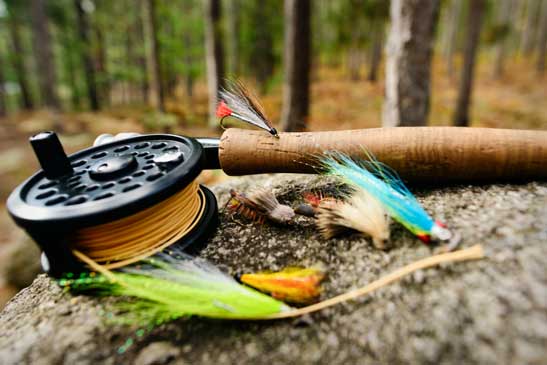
61, 250, 291, 324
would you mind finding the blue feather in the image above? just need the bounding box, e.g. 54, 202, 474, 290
320, 152, 435, 238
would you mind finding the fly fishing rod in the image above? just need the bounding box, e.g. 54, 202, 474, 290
6, 82, 547, 277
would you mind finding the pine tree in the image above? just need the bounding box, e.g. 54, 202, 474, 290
382, 0, 440, 126
453, 0, 486, 126
281, 0, 311, 132
204, 0, 225, 127
30, 0, 60, 109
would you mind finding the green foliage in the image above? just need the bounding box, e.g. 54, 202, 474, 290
142, 111, 178, 131
313, 0, 389, 62
483, 23, 512, 45
156, 0, 205, 84
237, 0, 283, 89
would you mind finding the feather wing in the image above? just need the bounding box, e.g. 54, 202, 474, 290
320, 152, 435, 238
240, 267, 325, 305
218, 80, 278, 136
62, 250, 290, 324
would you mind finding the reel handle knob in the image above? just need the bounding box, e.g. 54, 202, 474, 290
30, 131, 73, 180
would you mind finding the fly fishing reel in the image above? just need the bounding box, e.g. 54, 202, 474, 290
7, 132, 219, 277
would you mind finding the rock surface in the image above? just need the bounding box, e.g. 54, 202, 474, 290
1, 174, 546, 365
1, 236, 41, 290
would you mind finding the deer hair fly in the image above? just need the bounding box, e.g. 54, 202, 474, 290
315, 188, 390, 250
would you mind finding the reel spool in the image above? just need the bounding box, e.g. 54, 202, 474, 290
7, 132, 218, 277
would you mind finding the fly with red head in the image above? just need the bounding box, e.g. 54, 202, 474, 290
217, 80, 279, 137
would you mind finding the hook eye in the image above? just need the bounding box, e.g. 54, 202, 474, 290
435, 231, 461, 253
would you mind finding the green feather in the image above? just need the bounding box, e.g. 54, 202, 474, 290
62, 251, 291, 324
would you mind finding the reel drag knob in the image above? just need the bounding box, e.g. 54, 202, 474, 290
89, 154, 138, 181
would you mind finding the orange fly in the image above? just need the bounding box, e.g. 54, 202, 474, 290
240, 267, 325, 305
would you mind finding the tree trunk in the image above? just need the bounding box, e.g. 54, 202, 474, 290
0, 52, 6, 116
181, 0, 195, 99
226, 0, 240, 75
521, 0, 540, 55
135, 7, 149, 103
348, 47, 362, 81
251, 1, 275, 91
95, 27, 110, 107
74, 0, 100, 111
443, 0, 463, 78
62, 35, 81, 109
281, 0, 311, 132
453, 0, 485, 127
124, 24, 136, 104
164, 23, 177, 100
367, 20, 384, 83
537, 0, 547, 75
204, 0, 225, 127
382, 0, 440, 127
142, 0, 165, 112
183, 31, 194, 99
493, 0, 513, 79
7, 12, 34, 110
30, 0, 60, 109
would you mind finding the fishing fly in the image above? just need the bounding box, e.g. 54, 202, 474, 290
320, 152, 458, 247
66, 244, 485, 324
66, 249, 291, 323
294, 191, 335, 217
239, 266, 325, 305
216, 80, 279, 137
315, 188, 390, 250
226, 188, 295, 225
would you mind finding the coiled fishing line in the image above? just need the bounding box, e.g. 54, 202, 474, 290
72, 182, 205, 269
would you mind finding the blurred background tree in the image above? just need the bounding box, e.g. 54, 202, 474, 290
0, 0, 544, 129
454, 0, 486, 127
204, 0, 224, 127
382, 0, 440, 127
281, 0, 310, 132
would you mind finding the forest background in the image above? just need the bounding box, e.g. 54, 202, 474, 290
0, 0, 545, 306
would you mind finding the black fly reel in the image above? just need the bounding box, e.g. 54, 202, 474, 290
7, 132, 219, 277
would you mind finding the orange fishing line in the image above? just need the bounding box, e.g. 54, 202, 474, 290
72, 182, 205, 269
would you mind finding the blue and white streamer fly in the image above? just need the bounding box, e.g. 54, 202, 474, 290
319, 152, 453, 244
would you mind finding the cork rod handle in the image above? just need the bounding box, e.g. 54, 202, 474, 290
219, 127, 547, 183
